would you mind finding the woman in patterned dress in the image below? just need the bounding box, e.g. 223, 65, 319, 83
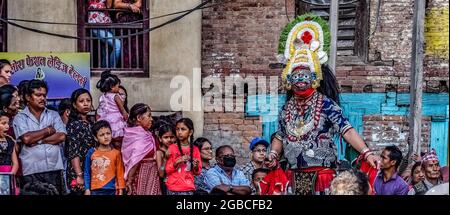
65, 88, 95, 195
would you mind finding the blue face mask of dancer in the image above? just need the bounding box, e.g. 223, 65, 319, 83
287, 68, 315, 91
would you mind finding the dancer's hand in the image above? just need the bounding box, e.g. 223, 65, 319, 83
366, 154, 380, 169
265, 153, 279, 169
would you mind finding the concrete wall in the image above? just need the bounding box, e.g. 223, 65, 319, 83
7, 0, 204, 136
7, 0, 77, 52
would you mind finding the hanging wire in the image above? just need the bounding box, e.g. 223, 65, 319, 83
0, 0, 216, 40
4, 0, 233, 26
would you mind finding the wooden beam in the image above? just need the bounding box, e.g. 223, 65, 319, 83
409, 0, 426, 157
329, 0, 339, 73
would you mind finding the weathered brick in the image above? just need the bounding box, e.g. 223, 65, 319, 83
218, 113, 243, 119
244, 120, 255, 125
204, 124, 219, 131
204, 118, 218, 124
220, 124, 238, 131
363, 115, 431, 154
238, 125, 258, 131
233, 119, 244, 125
218, 118, 237, 124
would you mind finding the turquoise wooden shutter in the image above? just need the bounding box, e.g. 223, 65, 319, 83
336, 93, 385, 160
430, 105, 449, 166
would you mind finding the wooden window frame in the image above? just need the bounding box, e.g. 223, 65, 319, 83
77, 0, 150, 77
295, 0, 369, 64
0, 0, 7, 52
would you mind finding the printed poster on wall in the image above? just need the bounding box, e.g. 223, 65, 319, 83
0, 52, 90, 99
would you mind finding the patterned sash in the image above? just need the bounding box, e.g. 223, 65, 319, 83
289, 167, 336, 195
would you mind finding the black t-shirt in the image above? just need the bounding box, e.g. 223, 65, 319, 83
0, 136, 14, 166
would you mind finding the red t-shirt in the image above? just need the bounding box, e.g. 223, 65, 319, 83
165, 144, 201, 192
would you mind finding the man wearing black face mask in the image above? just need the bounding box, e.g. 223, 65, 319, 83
203, 145, 251, 195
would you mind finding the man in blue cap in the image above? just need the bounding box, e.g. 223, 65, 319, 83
239, 137, 270, 185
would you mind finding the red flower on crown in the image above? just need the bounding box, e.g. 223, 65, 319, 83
301, 31, 313, 45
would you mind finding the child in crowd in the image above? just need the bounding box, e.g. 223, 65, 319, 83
84, 120, 125, 195
122, 103, 161, 195
156, 124, 176, 195
118, 85, 129, 113
96, 71, 128, 149
0, 111, 19, 195
251, 168, 269, 195
165, 118, 201, 195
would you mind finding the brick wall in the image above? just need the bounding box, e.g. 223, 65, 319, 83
202, 0, 291, 78
201, 0, 448, 163
363, 115, 431, 155
203, 113, 262, 164
202, 0, 291, 164
340, 0, 450, 94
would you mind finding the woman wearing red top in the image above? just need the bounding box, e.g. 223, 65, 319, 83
165, 118, 201, 195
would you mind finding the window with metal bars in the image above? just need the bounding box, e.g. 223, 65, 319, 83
0, 0, 7, 52
295, 0, 369, 65
77, 0, 149, 77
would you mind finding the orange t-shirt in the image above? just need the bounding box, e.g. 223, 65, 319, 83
84, 148, 126, 190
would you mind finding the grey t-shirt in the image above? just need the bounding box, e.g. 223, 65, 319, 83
13, 107, 66, 176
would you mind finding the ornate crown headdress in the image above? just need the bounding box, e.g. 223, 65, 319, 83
278, 13, 330, 89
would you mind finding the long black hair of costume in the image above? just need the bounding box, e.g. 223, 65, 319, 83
286, 64, 341, 105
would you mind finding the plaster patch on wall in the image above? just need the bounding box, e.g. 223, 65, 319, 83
425, 7, 449, 59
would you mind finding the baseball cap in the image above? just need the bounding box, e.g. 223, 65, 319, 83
249, 137, 270, 151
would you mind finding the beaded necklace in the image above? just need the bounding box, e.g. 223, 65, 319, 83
285, 91, 324, 140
